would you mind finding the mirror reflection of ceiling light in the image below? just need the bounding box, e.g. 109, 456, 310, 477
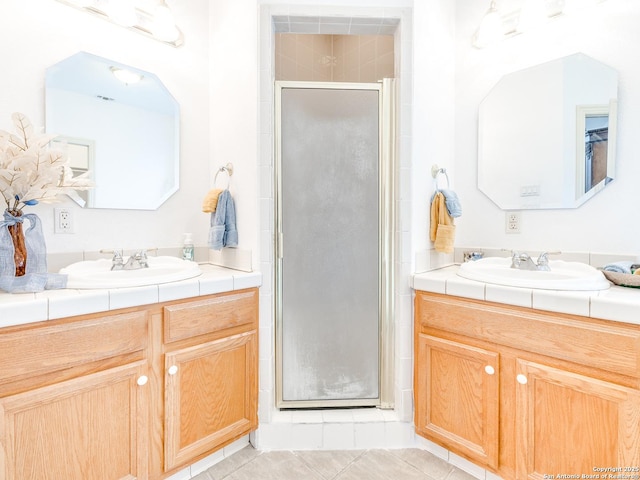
54, 0, 184, 47
110, 66, 144, 85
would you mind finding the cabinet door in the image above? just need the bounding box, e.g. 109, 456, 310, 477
164, 330, 258, 471
415, 334, 499, 469
0, 361, 149, 480
516, 359, 640, 479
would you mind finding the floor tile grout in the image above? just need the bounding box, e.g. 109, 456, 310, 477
194, 447, 477, 480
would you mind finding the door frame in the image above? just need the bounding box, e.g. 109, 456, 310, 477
274, 80, 396, 409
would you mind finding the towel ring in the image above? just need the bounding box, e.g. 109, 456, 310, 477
431, 164, 450, 190
214, 163, 234, 189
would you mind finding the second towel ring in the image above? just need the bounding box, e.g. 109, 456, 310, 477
431, 164, 450, 190
214, 163, 234, 189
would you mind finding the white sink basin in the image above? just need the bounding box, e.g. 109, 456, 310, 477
457, 257, 610, 291
60, 256, 202, 289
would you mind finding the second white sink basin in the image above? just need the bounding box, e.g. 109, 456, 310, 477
61, 256, 202, 289
457, 257, 610, 291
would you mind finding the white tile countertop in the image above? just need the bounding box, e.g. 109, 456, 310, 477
0, 264, 262, 329
412, 265, 640, 326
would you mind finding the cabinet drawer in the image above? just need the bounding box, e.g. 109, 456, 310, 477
416, 292, 640, 379
0, 311, 148, 384
163, 289, 258, 343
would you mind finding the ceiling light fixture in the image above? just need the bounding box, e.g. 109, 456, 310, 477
472, 0, 503, 49
517, 0, 547, 33
151, 3, 180, 43
54, 0, 184, 47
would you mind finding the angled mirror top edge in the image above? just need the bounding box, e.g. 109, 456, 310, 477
45, 51, 180, 210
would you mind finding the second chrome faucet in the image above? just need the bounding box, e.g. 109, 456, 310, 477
510, 251, 560, 271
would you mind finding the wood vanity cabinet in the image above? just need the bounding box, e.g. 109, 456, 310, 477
0, 287, 259, 480
414, 291, 640, 480
161, 289, 259, 473
0, 310, 151, 480
415, 332, 500, 470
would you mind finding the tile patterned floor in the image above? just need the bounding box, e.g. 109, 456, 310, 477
192, 446, 477, 480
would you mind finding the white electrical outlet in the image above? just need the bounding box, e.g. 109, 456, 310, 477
505, 211, 521, 234
54, 207, 74, 234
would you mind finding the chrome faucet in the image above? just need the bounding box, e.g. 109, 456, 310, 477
510, 251, 560, 271
122, 250, 149, 270
101, 248, 151, 270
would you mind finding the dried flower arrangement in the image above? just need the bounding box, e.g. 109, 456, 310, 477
0, 112, 93, 283
0, 112, 92, 214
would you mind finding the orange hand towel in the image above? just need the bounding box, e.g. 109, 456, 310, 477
202, 188, 223, 213
430, 191, 456, 254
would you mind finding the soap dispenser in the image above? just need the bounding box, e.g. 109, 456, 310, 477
182, 233, 194, 261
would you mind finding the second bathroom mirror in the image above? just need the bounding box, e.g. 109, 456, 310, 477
478, 53, 618, 210
45, 52, 180, 210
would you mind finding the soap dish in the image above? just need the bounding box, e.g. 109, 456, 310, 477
601, 271, 640, 288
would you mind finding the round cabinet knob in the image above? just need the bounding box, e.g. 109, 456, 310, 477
516, 374, 528, 385
168, 365, 178, 375
137, 375, 148, 386
484, 365, 495, 375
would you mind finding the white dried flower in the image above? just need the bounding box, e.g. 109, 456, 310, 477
0, 113, 93, 212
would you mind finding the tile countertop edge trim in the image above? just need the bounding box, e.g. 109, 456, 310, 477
412, 266, 640, 326
0, 266, 262, 328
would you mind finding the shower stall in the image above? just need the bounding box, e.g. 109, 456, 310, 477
275, 80, 396, 409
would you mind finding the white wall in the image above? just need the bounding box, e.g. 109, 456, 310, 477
0, 0, 210, 254
209, 0, 260, 270
454, 0, 640, 254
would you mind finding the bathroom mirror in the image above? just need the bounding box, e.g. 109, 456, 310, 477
45, 52, 180, 209
478, 53, 618, 209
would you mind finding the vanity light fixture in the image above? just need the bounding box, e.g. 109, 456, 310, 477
518, 0, 550, 33
472, 0, 503, 49
110, 66, 144, 85
472, 0, 599, 48
54, 0, 184, 47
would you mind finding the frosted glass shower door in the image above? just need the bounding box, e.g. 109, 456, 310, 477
276, 82, 382, 407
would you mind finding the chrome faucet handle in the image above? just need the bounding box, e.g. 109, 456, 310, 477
137, 249, 149, 268
536, 251, 561, 270
100, 248, 124, 270
510, 251, 527, 267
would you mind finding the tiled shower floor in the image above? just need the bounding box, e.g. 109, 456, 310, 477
192, 446, 477, 480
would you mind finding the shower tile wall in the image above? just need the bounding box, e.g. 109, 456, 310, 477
275, 34, 394, 82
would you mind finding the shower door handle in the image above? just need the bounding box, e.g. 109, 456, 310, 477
277, 232, 284, 259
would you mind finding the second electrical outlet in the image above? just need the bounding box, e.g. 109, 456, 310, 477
505, 211, 521, 234
54, 207, 74, 234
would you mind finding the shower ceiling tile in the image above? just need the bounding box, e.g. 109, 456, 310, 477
290, 22, 320, 34
273, 15, 399, 36
289, 15, 320, 24
378, 26, 398, 35
350, 17, 384, 25
319, 24, 351, 35
319, 16, 351, 24
349, 25, 387, 35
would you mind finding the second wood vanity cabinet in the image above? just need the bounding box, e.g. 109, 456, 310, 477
414, 291, 640, 480
162, 291, 258, 472
0, 287, 259, 480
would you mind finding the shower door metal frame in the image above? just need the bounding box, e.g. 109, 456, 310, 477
274, 80, 396, 409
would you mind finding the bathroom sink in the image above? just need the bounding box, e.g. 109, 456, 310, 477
60, 256, 202, 289
457, 257, 610, 291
